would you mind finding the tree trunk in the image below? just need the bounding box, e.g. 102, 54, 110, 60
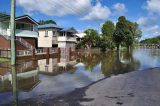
127, 45, 131, 53
117, 44, 119, 51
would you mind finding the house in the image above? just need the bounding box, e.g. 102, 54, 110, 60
75, 33, 86, 43
0, 13, 39, 50
0, 61, 39, 92
38, 57, 77, 75
38, 24, 62, 48
38, 24, 78, 48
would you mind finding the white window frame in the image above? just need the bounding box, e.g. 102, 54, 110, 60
45, 30, 48, 37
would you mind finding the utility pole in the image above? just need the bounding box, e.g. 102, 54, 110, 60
10, 0, 16, 65
12, 66, 18, 106
10, 1, 17, 105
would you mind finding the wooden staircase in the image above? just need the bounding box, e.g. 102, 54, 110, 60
0, 34, 34, 50
16, 37, 35, 49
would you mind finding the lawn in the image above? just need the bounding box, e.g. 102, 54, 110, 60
0, 58, 10, 62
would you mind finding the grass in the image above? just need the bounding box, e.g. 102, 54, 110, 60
0, 58, 10, 62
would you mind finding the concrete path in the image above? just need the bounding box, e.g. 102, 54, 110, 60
18, 68, 160, 106
80, 68, 160, 106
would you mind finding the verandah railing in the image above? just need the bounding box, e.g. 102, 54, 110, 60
0, 49, 11, 58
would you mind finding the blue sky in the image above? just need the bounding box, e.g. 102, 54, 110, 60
1, 0, 160, 39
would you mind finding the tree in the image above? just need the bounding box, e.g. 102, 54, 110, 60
101, 20, 115, 50
123, 20, 134, 50
124, 21, 142, 50
83, 29, 99, 49
39, 20, 56, 25
102, 20, 115, 38
113, 16, 142, 51
140, 36, 160, 44
133, 22, 142, 42
113, 16, 127, 51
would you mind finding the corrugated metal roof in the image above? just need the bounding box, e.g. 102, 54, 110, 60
0, 13, 39, 25
60, 27, 77, 33
15, 15, 39, 25
38, 24, 63, 29
15, 29, 38, 38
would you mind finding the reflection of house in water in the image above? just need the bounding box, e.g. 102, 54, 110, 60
0, 61, 40, 92
38, 50, 78, 75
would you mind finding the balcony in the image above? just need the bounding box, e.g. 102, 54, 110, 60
7, 29, 38, 38
57, 36, 77, 42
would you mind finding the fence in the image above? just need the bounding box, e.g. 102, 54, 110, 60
0, 49, 11, 58
0, 48, 61, 58
16, 50, 33, 56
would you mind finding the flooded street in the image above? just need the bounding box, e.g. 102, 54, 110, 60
0, 49, 160, 105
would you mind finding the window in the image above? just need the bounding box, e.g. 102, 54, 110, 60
52, 31, 56, 36
45, 30, 48, 37
16, 23, 33, 31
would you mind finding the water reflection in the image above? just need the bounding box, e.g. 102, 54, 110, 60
101, 50, 140, 76
11, 66, 18, 106
0, 49, 160, 105
133, 49, 160, 69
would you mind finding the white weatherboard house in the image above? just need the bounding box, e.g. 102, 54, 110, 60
38, 24, 78, 48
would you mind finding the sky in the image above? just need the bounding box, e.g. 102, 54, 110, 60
0, 0, 160, 40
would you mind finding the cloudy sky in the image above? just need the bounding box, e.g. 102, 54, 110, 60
1, 0, 160, 39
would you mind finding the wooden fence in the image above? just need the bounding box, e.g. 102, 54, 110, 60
0, 48, 100, 59
0, 48, 60, 58
0, 49, 11, 58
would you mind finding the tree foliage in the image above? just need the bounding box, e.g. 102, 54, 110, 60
101, 20, 115, 50
113, 16, 126, 50
102, 20, 115, 39
113, 16, 142, 50
76, 16, 142, 51
39, 20, 56, 25
83, 29, 100, 49
140, 36, 160, 44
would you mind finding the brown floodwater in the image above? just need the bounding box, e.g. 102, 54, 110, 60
0, 49, 160, 105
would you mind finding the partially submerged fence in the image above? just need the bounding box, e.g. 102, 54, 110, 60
0, 48, 99, 59
0, 48, 60, 58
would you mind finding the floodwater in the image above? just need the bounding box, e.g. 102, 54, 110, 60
0, 49, 160, 105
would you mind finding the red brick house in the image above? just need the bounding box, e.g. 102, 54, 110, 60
0, 13, 39, 50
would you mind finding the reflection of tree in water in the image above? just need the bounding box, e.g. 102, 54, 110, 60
80, 53, 101, 71
79, 50, 140, 76
101, 50, 140, 76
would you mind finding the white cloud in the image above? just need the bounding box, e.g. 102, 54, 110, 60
81, 3, 111, 21
137, 16, 159, 26
17, 0, 92, 16
142, 25, 159, 32
142, 31, 160, 40
145, 0, 160, 15
138, 17, 160, 39
154, 31, 160, 35
140, 0, 160, 39
17, 0, 111, 21
112, 3, 128, 16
